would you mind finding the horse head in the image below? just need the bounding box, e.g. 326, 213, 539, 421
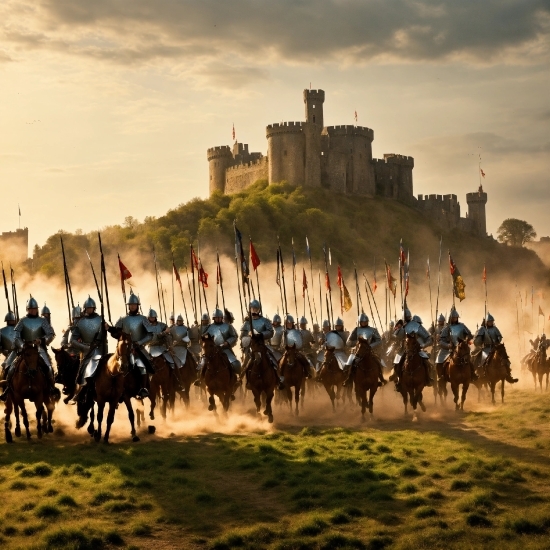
116, 332, 133, 373
492, 342, 510, 367
52, 346, 78, 388
21, 342, 40, 371
405, 333, 421, 355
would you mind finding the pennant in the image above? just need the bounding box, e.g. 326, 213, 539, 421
404, 271, 410, 298
325, 272, 331, 292
232, 123, 235, 141
480, 168, 485, 178
199, 262, 208, 288
354, 110, 358, 123
329, 248, 332, 266
190, 245, 199, 272
539, 305, 544, 317
173, 262, 182, 289
399, 239, 406, 266
18, 205, 21, 216
449, 252, 466, 301
216, 263, 222, 285
482, 265, 487, 283
118, 256, 132, 282
302, 268, 308, 298
276, 250, 281, 287
337, 265, 343, 289
385, 260, 397, 297
342, 282, 352, 312
305, 236, 311, 259
250, 239, 261, 271
234, 224, 249, 282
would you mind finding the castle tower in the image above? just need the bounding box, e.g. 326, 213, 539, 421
207, 146, 233, 195
303, 89, 325, 128
466, 185, 488, 236
266, 123, 305, 186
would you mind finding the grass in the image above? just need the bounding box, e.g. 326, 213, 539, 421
0, 388, 549, 548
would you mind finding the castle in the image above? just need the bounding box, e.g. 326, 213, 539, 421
0, 227, 29, 265
207, 89, 487, 236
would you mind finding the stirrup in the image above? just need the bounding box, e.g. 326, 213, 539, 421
138, 388, 149, 398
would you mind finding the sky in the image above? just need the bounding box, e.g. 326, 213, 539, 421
1, 0, 549, 251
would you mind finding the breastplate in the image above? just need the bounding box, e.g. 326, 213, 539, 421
285, 329, 303, 349
325, 331, 345, 350
486, 326, 500, 344
1, 326, 16, 351
252, 317, 269, 333
357, 326, 375, 342
271, 326, 284, 347
119, 315, 148, 342
206, 323, 229, 345
449, 323, 469, 344
76, 315, 103, 344
20, 316, 45, 342
171, 325, 189, 345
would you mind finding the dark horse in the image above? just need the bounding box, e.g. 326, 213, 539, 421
400, 334, 428, 416
149, 351, 178, 421
352, 338, 381, 421
279, 344, 308, 416
3, 343, 56, 442
473, 343, 511, 404
201, 334, 236, 415
530, 345, 549, 392
52, 347, 80, 403
318, 348, 349, 412
247, 334, 278, 423
447, 338, 472, 411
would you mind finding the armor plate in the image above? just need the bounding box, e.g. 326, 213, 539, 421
115, 314, 151, 344
240, 316, 274, 340
170, 325, 190, 345
284, 329, 303, 350
271, 325, 284, 347
205, 323, 237, 347
1, 326, 17, 354
16, 316, 53, 345
74, 315, 103, 344
325, 331, 346, 350
437, 322, 472, 363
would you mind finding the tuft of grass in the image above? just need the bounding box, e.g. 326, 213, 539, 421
21, 502, 36, 511
131, 522, 152, 536
44, 527, 102, 550
507, 517, 548, 535
105, 531, 124, 545
196, 491, 215, 504
367, 536, 393, 549
35, 504, 61, 518
330, 511, 350, 525
405, 496, 428, 508
3, 526, 17, 537
399, 465, 420, 477
400, 483, 417, 494
171, 457, 192, 469
57, 495, 78, 507
44, 488, 59, 497
427, 490, 445, 500
466, 513, 492, 527
376, 444, 391, 454
295, 516, 328, 536
9, 481, 28, 491
320, 533, 366, 549
450, 479, 472, 491
415, 506, 437, 519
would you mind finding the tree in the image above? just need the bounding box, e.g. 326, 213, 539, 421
497, 218, 536, 247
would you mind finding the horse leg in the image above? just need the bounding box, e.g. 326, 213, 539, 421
501, 380, 505, 403
490, 382, 496, 405
402, 392, 408, 416
4, 399, 13, 443
418, 390, 426, 412
149, 381, 156, 420
19, 401, 31, 439
103, 400, 117, 444
208, 391, 217, 414
253, 390, 261, 415
87, 406, 95, 437
325, 384, 336, 412
46, 400, 54, 433
14, 402, 21, 437
124, 397, 140, 442
35, 401, 44, 439
451, 382, 460, 411
300, 379, 305, 411
94, 401, 105, 442
461, 382, 469, 411
265, 391, 274, 423
360, 389, 367, 422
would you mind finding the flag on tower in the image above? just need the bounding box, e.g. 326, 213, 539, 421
480, 168, 486, 178
354, 110, 358, 123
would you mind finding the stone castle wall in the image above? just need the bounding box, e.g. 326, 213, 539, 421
225, 157, 269, 194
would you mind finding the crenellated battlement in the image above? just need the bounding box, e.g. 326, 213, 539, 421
207, 145, 232, 160
266, 121, 305, 137
326, 125, 374, 139
226, 156, 269, 173
373, 154, 414, 167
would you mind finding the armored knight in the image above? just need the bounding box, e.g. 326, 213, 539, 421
60, 304, 82, 354
473, 313, 518, 383
69, 297, 105, 402
298, 316, 316, 367
280, 314, 310, 380
389, 309, 433, 389
319, 321, 349, 379
169, 313, 175, 327
170, 314, 191, 368
240, 299, 282, 389
343, 313, 386, 387
41, 303, 52, 326
106, 291, 152, 398
430, 313, 446, 362
188, 320, 201, 360
195, 308, 241, 386
1, 312, 17, 370
146, 308, 184, 390
333, 317, 350, 343
435, 308, 475, 382
315, 319, 332, 372
267, 313, 284, 362
0, 297, 59, 401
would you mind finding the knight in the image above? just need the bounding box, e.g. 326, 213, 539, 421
68, 297, 105, 403
168, 313, 175, 327
435, 308, 475, 383
240, 299, 282, 389
1, 311, 17, 374
318, 319, 349, 381
281, 314, 310, 379
41, 303, 52, 326
0, 297, 60, 401
187, 318, 202, 361
267, 313, 284, 362
170, 314, 192, 373
195, 308, 241, 386
333, 317, 350, 343
343, 313, 386, 387
106, 291, 152, 398
60, 304, 82, 353
389, 309, 433, 389
315, 319, 332, 373
430, 313, 446, 363
473, 312, 518, 383
298, 316, 316, 369
146, 308, 184, 391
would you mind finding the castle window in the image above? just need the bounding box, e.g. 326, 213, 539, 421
313, 115, 316, 123
313, 105, 316, 108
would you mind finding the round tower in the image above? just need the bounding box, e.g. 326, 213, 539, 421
266, 122, 305, 186
466, 185, 488, 236
303, 89, 325, 128
207, 146, 232, 195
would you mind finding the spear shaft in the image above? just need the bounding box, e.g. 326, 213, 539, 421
98, 233, 111, 324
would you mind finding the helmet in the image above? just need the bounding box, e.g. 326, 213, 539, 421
542, 333, 547, 339
177, 314, 184, 322
438, 313, 445, 324
335, 317, 344, 327
322, 319, 331, 329
389, 320, 395, 328
412, 315, 422, 324
250, 299, 261, 310
449, 308, 459, 320
358, 313, 369, 324
127, 291, 140, 306
4, 311, 16, 322
403, 308, 412, 322
41, 303, 50, 315
148, 308, 158, 319
83, 296, 96, 309
285, 314, 295, 325
72, 304, 82, 318
313, 323, 319, 331
272, 314, 281, 324
27, 296, 39, 310
486, 313, 495, 323
299, 316, 308, 325
169, 313, 175, 321
201, 313, 210, 322
212, 308, 224, 319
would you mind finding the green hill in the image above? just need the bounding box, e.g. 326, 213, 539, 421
27, 180, 547, 296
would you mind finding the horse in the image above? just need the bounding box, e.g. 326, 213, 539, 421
352, 338, 381, 421
399, 334, 428, 416
473, 343, 510, 404
176, 349, 197, 409
201, 334, 236, 416
52, 347, 80, 403
447, 338, 472, 411
530, 346, 549, 392
278, 344, 307, 416
3, 343, 56, 442
246, 334, 277, 423
317, 348, 349, 412
149, 352, 178, 421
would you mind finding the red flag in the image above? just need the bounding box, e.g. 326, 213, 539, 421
118, 257, 132, 281
199, 262, 208, 288
480, 168, 485, 178
385, 260, 396, 297
539, 305, 544, 317
404, 272, 410, 297
373, 277, 378, 293
173, 262, 182, 289
190, 245, 199, 271
250, 240, 261, 271
325, 272, 331, 292
302, 268, 308, 298
337, 265, 343, 289
482, 265, 487, 282
449, 254, 457, 276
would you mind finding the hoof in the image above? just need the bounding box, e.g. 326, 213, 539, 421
93, 431, 101, 443
132, 435, 140, 442
103, 439, 110, 445
48, 425, 54, 433
147, 426, 156, 434
208, 404, 214, 411
87, 424, 94, 436
149, 413, 154, 420
15, 426, 21, 438
263, 409, 268, 415
268, 415, 274, 424
419, 402, 426, 412
26, 433, 32, 440
37, 431, 43, 440
5, 430, 13, 443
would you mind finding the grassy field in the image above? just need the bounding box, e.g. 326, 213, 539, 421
1, 385, 550, 550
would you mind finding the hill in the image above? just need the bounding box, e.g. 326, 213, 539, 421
27, 180, 548, 294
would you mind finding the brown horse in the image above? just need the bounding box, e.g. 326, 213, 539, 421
352, 338, 381, 421
52, 347, 80, 403
247, 334, 277, 423
149, 354, 177, 420
400, 334, 428, 416
278, 345, 307, 416
202, 334, 236, 415
3, 344, 56, 442
474, 343, 510, 404
530, 346, 549, 391
447, 339, 472, 411
176, 351, 197, 409
317, 348, 349, 412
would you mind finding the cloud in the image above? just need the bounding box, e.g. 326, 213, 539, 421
1, 0, 549, 71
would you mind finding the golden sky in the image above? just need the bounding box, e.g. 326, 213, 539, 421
1, 0, 549, 249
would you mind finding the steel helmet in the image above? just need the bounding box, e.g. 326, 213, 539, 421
358, 313, 369, 324
249, 299, 261, 310
438, 313, 445, 323
486, 312, 495, 323
412, 315, 422, 324
127, 291, 140, 306
41, 303, 51, 315
201, 313, 210, 322
169, 313, 175, 320
177, 314, 184, 322
389, 320, 395, 328
449, 307, 459, 320
148, 308, 158, 319
285, 314, 295, 325
299, 316, 308, 325
335, 317, 344, 327
4, 311, 16, 322
322, 319, 331, 329
212, 308, 224, 319
272, 314, 281, 324
27, 296, 39, 309
403, 308, 412, 322
83, 296, 96, 309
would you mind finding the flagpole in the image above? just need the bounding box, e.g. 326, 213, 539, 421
235, 253, 245, 322
364, 275, 384, 333
323, 243, 333, 327
306, 237, 319, 325
318, 270, 323, 323
354, 265, 360, 318
291, 238, 299, 319
185, 265, 197, 324
435, 236, 442, 323
215, 251, 220, 308
171, 255, 175, 320
427, 257, 434, 328
514, 283, 521, 359
278, 238, 289, 316
276, 249, 284, 316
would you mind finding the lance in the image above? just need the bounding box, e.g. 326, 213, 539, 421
173, 256, 190, 326
185, 265, 197, 323
86, 249, 102, 304
306, 237, 319, 325
11, 267, 19, 323
303, 267, 314, 322
318, 269, 323, 323
434, 236, 443, 324
98, 233, 112, 324
483, 264, 488, 319
171, 254, 175, 322
399, 240, 404, 312
276, 249, 284, 316
354, 264, 361, 318
152, 247, 164, 321
60, 237, 74, 323
215, 251, 220, 308
190, 244, 201, 319
291, 238, 299, 319
363, 275, 377, 331
199, 259, 210, 318
217, 251, 227, 311
427, 257, 434, 328
158, 264, 168, 323
323, 243, 334, 327
249, 237, 262, 308
278, 238, 289, 316
306, 287, 314, 324
364, 274, 384, 334
2, 262, 12, 314
234, 252, 245, 322
117, 254, 128, 312
385, 286, 388, 331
